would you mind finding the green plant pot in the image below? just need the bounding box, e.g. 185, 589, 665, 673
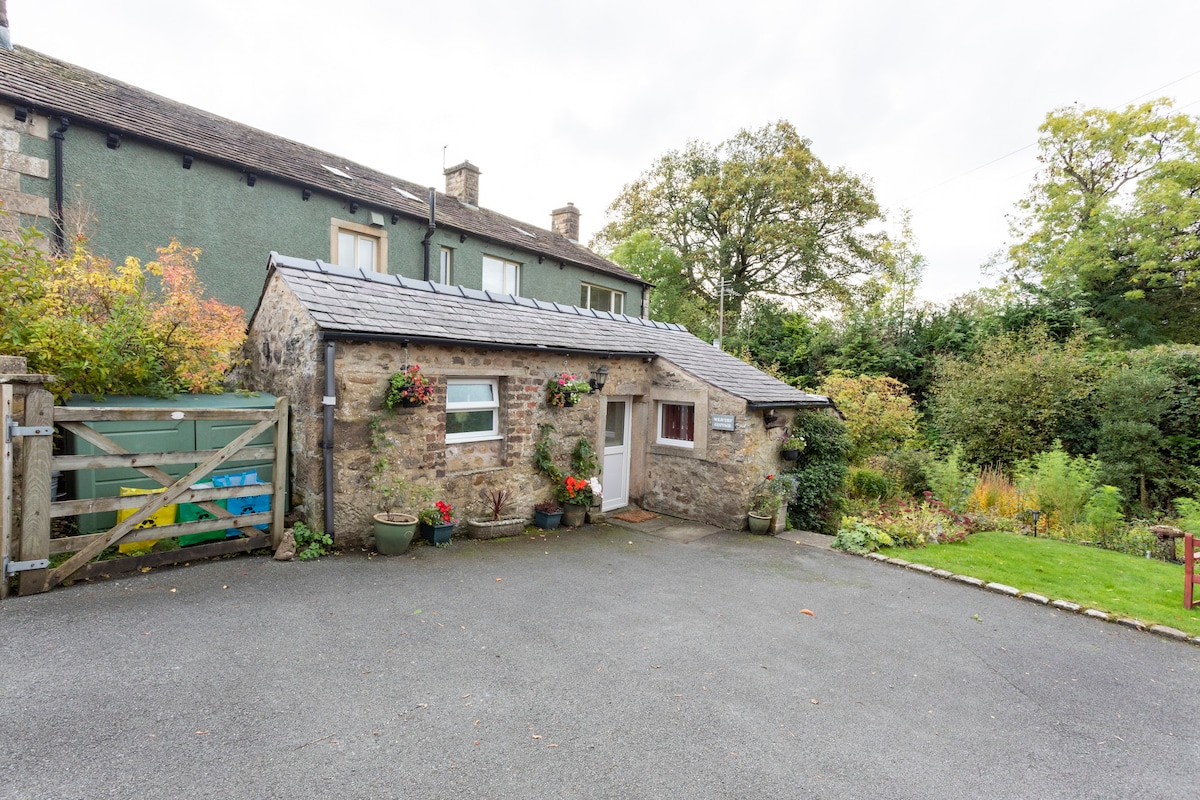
534, 509, 563, 530
420, 521, 454, 545
373, 513, 418, 554
561, 503, 587, 527
748, 513, 773, 535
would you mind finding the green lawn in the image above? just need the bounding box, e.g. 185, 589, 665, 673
878, 530, 1200, 638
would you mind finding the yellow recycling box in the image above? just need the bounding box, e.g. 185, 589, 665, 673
115, 486, 178, 554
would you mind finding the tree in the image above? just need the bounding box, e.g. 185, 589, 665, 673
608, 230, 714, 340
927, 326, 1099, 469
0, 229, 245, 399
596, 121, 890, 321
817, 372, 921, 464
1005, 99, 1200, 344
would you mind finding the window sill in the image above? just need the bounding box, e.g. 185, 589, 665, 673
445, 434, 504, 445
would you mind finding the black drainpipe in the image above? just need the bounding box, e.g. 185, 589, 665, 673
322, 339, 337, 538
51, 116, 69, 253
420, 187, 436, 281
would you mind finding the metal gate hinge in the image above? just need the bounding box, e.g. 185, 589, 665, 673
6, 417, 53, 442
4, 557, 50, 576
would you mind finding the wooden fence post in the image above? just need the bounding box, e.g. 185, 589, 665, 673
18, 387, 52, 596
1, 384, 13, 600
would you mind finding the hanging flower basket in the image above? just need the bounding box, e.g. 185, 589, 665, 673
384, 365, 435, 409
547, 372, 591, 408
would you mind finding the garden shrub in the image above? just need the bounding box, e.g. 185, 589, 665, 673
968, 466, 1020, 518
845, 466, 894, 502
926, 446, 972, 511
0, 230, 245, 400
831, 518, 893, 554
1083, 485, 1125, 539
1016, 444, 1099, 530
785, 410, 851, 534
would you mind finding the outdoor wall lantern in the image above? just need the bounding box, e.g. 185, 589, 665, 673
245, 172, 257, 187
589, 366, 609, 392
13, 106, 27, 122
181, 154, 193, 169
106, 132, 121, 149
302, 188, 312, 201
349, 201, 359, 214
391, 213, 400, 224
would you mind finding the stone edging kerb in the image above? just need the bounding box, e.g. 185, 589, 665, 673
857, 551, 1200, 647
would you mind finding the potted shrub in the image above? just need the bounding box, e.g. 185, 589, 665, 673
372, 473, 426, 554
748, 491, 780, 534
780, 434, 806, 461
418, 499, 457, 545
369, 416, 430, 554
557, 475, 600, 527
546, 372, 591, 408
533, 500, 563, 530
465, 487, 526, 539
384, 364, 435, 409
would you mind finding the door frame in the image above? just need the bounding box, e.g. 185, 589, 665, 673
602, 396, 631, 512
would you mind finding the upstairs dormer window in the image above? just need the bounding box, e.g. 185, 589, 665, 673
332, 219, 387, 273
581, 283, 625, 315
482, 255, 520, 295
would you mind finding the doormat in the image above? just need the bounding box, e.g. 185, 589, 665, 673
613, 509, 659, 523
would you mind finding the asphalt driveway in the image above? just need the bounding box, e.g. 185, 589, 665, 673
2, 524, 1198, 799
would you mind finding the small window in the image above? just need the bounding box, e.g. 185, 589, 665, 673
581, 283, 625, 315
446, 378, 500, 442
331, 219, 387, 272
439, 247, 453, 284
657, 402, 695, 448
482, 255, 520, 295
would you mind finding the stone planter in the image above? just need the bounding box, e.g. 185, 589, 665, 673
561, 503, 587, 527
465, 517, 526, 539
747, 513, 773, 535
534, 509, 563, 530
373, 513, 418, 554
420, 521, 455, 545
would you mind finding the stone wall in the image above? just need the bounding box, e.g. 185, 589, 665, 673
246, 275, 805, 546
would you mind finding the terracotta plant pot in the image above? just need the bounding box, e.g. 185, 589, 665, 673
561, 503, 587, 527
373, 513, 418, 554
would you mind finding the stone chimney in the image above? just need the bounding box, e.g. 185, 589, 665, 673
443, 161, 480, 206
551, 203, 581, 242
0, 0, 12, 50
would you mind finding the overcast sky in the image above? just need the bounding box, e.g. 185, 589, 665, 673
9, 0, 1200, 302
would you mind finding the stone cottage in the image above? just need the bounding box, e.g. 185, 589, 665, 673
245, 254, 832, 547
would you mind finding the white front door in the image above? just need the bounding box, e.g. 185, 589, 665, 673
602, 398, 630, 511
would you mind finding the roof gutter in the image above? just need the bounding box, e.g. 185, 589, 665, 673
746, 399, 835, 411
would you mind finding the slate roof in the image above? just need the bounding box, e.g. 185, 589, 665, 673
262, 253, 829, 409
0, 46, 646, 287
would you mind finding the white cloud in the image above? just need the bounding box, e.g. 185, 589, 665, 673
10, 0, 1200, 302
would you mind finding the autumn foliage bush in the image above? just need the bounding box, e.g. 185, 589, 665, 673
0, 228, 245, 399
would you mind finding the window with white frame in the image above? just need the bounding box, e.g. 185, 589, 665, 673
331, 219, 387, 272
439, 247, 453, 284
657, 402, 695, 448
482, 255, 520, 295
446, 378, 500, 442
581, 283, 625, 315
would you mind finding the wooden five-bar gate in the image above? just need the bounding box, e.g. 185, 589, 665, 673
2, 381, 288, 598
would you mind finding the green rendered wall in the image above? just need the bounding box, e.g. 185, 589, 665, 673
19, 118, 644, 318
